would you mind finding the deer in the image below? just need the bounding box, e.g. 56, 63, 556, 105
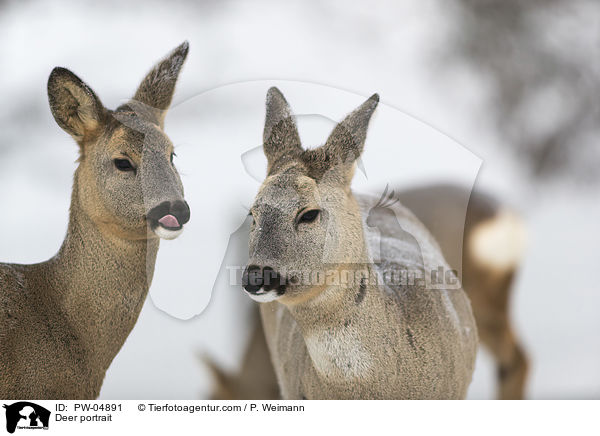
397, 185, 529, 399
0, 42, 190, 399
239, 88, 478, 399
211, 185, 529, 400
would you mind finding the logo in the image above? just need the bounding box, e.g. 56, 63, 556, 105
3, 402, 50, 434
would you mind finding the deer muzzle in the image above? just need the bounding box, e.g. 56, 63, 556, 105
147, 200, 191, 240
242, 265, 287, 302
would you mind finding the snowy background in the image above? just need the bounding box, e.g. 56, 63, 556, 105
0, 0, 598, 399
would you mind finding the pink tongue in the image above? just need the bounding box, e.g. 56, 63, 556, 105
158, 214, 180, 229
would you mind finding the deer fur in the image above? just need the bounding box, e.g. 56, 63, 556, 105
398, 185, 529, 399
214, 184, 528, 400
0, 42, 190, 399
241, 88, 478, 399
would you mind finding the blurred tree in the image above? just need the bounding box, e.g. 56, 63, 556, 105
445, 0, 599, 183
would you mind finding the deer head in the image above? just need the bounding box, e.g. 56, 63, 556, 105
243, 87, 378, 304
47, 42, 191, 241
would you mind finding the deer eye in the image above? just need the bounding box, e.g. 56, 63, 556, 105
298, 209, 320, 224
114, 158, 135, 172
170, 152, 176, 164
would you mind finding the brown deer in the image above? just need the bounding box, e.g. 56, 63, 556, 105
212, 185, 529, 400
398, 185, 529, 399
0, 42, 190, 399
239, 88, 478, 399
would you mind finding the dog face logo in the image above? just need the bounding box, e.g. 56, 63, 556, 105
3, 402, 50, 433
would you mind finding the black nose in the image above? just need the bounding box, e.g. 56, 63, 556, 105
171, 200, 191, 225
262, 267, 282, 292
242, 265, 263, 293
242, 265, 287, 295
147, 200, 191, 229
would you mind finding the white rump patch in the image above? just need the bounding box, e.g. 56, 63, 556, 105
469, 210, 527, 271
153, 226, 184, 240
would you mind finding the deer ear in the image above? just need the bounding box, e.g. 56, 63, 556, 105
263, 87, 302, 172
314, 93, 379, 186
323, 93, 379, 164
47, 67, 106, 142
131, 41, 189, 127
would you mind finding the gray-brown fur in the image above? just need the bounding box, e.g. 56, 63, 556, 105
219, 184, 527, 400
398, 185, 529, 399
243, 88, 478, 399
0, 42, 189, 399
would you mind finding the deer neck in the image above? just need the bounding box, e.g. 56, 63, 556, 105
45, 177, 159, 370
291, 194, 375, 320
286, 200, 384, 380
287, 264, 383, 383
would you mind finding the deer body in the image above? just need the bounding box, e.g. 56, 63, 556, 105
0, 205, 158, 398
220, 184, 527, 400
259, 194, 477, 399
242, 88, 478, 399
398, 185, 528, 399
0, 43, 190, 399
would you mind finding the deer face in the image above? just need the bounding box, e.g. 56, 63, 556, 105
246, 171, 330, 303
243, 88, 378, 304
47, 42, 190, 240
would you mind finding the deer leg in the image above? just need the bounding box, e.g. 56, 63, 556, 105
465, 266, 529, 400
477, 316, 529, 399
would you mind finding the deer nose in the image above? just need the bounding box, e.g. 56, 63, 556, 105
262, 267, 284, 291
242, 265, 287, 295
147, 200, 191, 230
242, 265, 263, 294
